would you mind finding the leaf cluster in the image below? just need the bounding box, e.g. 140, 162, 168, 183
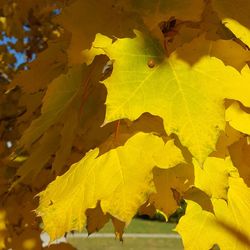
0, 0, 250, 249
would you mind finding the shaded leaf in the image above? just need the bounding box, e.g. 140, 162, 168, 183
125, 0, 204, 30
150, 163, 194, 218
229, 137, 250, 187
55, 0, 143, 64
85, 202, 109, 235
212, 0, 250, 47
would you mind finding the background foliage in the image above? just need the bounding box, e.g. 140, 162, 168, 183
0, 0, 250, 249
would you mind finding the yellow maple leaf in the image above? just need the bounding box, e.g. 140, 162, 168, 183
194, 157, 232, 200
84, 31, 250, 163
176, 157, 250, 250
37, 132, 184, 240
226, 102, 250, 135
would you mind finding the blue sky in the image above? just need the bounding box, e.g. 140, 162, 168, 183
0, 33, 27, 68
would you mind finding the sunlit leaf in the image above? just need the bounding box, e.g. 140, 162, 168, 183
84, 32, 250, 163
37, 132, 184, 240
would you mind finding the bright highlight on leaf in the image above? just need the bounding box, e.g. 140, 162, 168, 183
37, 132, 184, 240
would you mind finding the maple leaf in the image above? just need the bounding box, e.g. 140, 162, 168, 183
84, 31, 250, 163
229, 138, 250, 187
15, 56, 116, 180
150, 163, 194, 218
211, 0, 250, 48
226, 102, 250, 135
85, 202, 109, 235
193, 157, 231, 200
55, 0, 143, 64
10, 32, 70, 93
138, 201, 157, 218
176, 158, 250, 250
210, 123, 242, 159
12, 127, 61, 187
19, 64, 84, 149
37, 132, 184, 240
208, 39, 250, 71
219, 66, 250, 116
52, 108, 78, 174
2, 1, 250, 248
